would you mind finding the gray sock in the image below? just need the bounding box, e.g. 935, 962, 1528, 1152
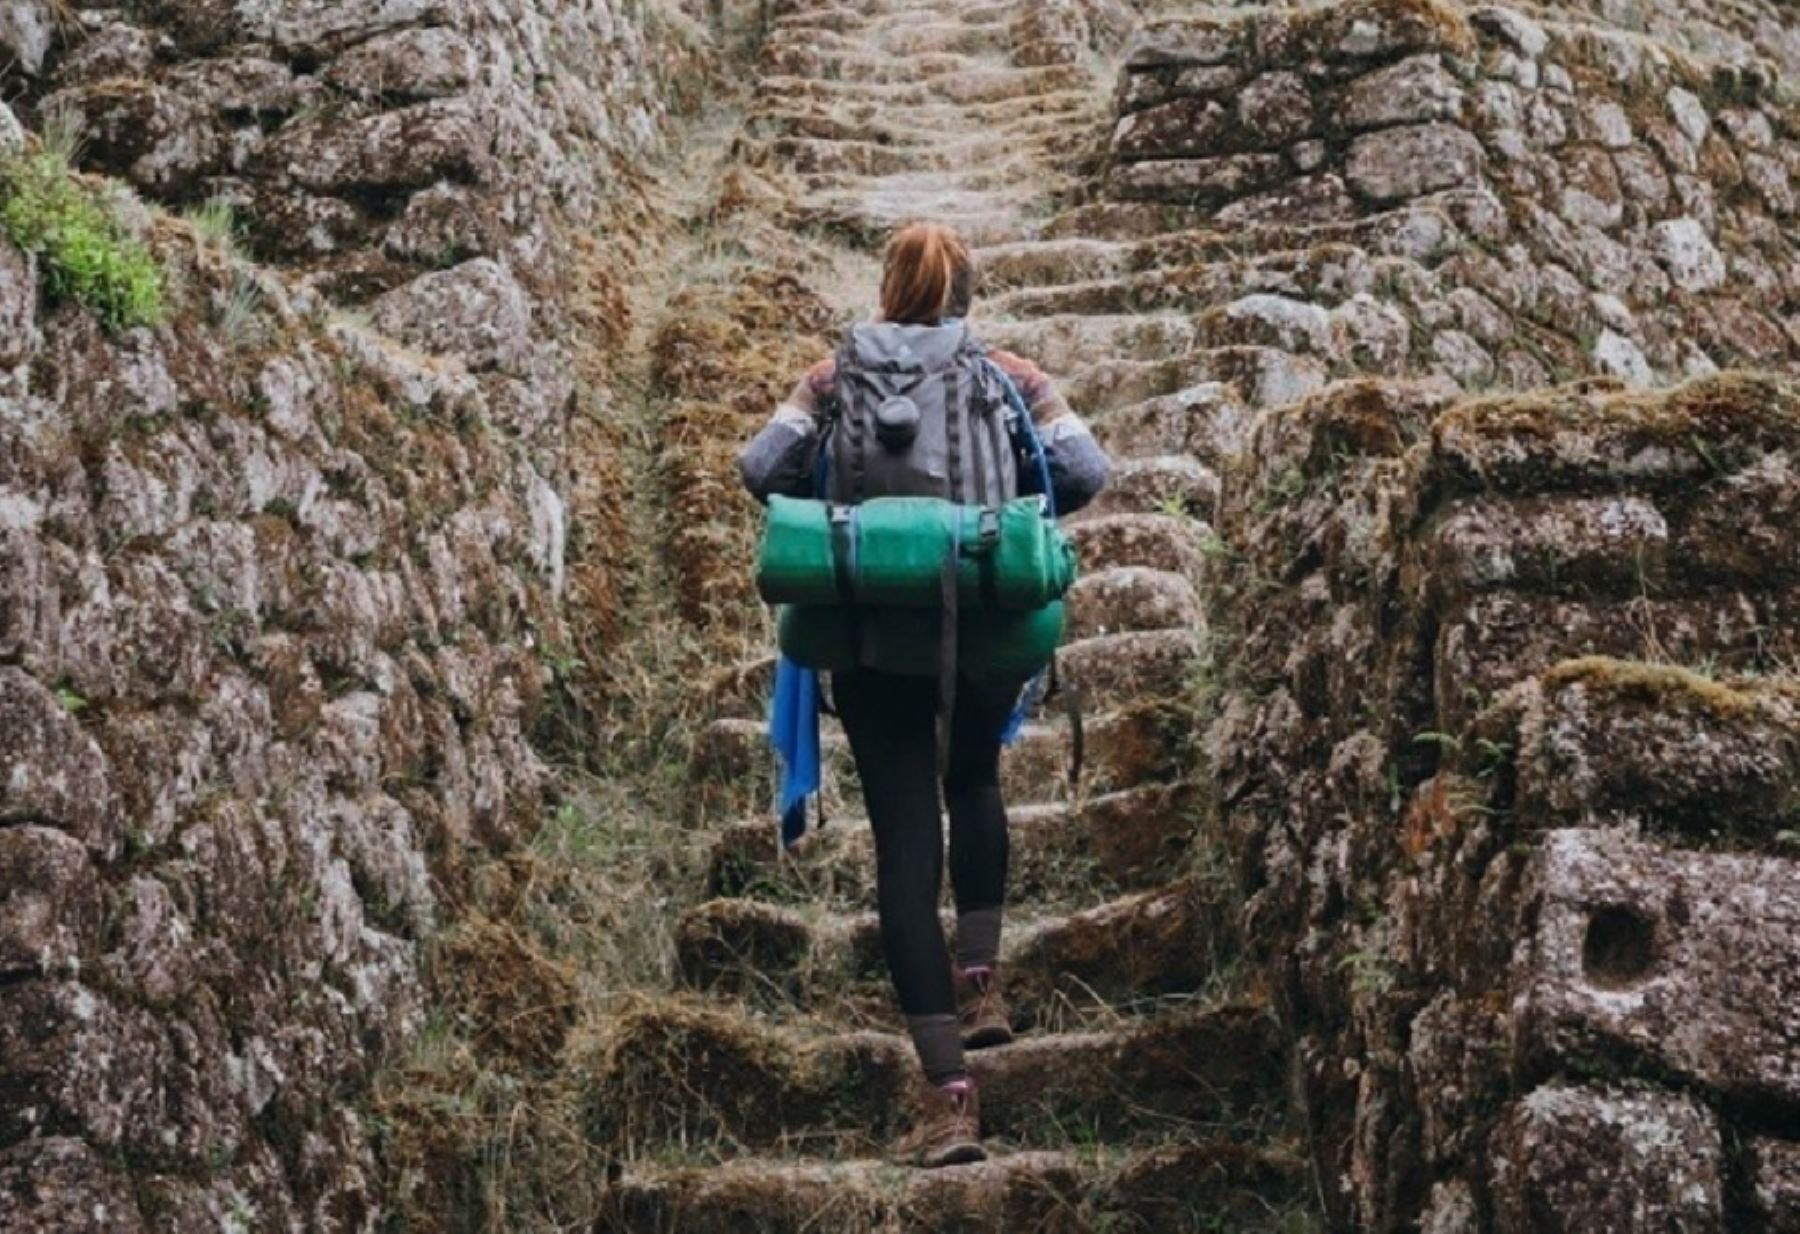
906, 1014, 967, 1086
956, 906, 1004, 970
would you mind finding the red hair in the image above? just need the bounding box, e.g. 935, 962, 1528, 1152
880, 223, 975, 324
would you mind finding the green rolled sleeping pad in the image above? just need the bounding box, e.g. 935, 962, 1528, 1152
778, 603, 1067, 682
757, 495, 1078, 611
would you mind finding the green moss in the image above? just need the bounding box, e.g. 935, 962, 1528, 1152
1, 147, 165, 331
1438, 371, 1800, 448
1541, 656, 1763, 720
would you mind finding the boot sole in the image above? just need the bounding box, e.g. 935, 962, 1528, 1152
920, 1141, 988, 1169
964, 1024, 1015, 1049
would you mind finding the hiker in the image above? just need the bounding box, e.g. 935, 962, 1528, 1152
738, 222, 1110, 1166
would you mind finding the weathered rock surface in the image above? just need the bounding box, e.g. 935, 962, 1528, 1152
0, 1, 712, 1229
1110, 0, 1800, 386
9, 0, 1800, 1230
1212, 367, 1800, 1233
1512, 829, 1800, 1104
1490, 1084, 1726, 1234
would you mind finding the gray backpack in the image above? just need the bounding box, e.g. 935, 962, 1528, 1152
809, 320, 1084, 779
824, 320, 1020, 507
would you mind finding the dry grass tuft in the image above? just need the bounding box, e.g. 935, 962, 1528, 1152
431, 915, 579, 1071
647, 269, 839, 638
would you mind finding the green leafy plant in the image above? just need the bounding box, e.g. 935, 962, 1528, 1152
1412, 730, 1463, 755
1, 143, 165, 331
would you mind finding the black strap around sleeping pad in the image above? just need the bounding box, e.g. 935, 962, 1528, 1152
829, 505, 857, 604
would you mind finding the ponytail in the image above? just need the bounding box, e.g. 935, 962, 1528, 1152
880, 223, 975, 325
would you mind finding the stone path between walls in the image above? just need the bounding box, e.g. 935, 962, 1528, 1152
8, 0, 1794, 1227
586, 0, 1800, 1231
594, 2, 1319, 1230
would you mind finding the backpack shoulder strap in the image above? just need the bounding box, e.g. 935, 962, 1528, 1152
982, 355, 1058, 519
834, 328, 868, 503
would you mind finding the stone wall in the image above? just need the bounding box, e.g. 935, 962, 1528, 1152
1210, 371, 1800, 1232
1527, 0, 1800, 84
0, 3, 708, 1229
1113, 3, 1800, 1231
1109, 0, 1799, 388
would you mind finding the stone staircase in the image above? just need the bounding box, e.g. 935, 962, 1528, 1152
594, 1, 1320, 1229
595, 0, 1800, 1230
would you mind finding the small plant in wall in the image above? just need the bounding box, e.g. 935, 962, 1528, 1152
0, 111, 165, 331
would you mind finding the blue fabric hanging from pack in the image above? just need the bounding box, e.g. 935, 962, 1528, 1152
770, 655, 819, 849
769, 439, 836, 849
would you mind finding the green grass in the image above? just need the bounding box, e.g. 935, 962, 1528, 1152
0, 144, 165, 331
184, 196, 241, 253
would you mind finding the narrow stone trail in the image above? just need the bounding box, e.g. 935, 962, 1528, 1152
583, 0, 1800, 1229
594, 1, 1322, 1230
568, 0, 1800, 1230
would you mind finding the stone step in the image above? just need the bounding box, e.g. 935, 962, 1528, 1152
984, 247, 1430, 327
746, 87, 1100, 138
976, 195, 1472, 293
761, 64, 1089, 107
751, 134, 1062, 179
1061, 355, 1203, 414
977, 236, 1138, 293
1067, 566, 1202, 641
747, 104, 1094, 148
1069, 512, 1212, 580
1038, 199, 1219, 243
1062, 345, 1329, 415
988, 270, 1233, 322
772, 0, 1016, 28
705, 782, 1206, 910
1076, 455, 1221, 521
597, 1137, 1311, 1234
1034, 180, 1497, 247
805, 1, 1019, 33
765, 47, 1012, 87
788, 181, 1025, 218
1089, 382, 1255, 469
589, 998, 1285, 1156
1059, 628, 1205, 711
795, 163, 1081, 198
979, 312, 1205, 374
862, 20, 1016, 59
690, 697, 1192, 821
676, 874, 1235, 1028
787, 198, 1040, 250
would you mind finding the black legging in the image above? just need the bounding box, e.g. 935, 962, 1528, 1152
833, 669, 1021, 1017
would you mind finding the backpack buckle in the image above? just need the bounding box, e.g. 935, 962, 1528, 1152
977, 507, 1001, 547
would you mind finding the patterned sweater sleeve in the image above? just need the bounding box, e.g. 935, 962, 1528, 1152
989, 349, 1112, 515
738, 358, 837, 503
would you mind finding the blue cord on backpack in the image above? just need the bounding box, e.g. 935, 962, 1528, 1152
990, 365, 1058, 521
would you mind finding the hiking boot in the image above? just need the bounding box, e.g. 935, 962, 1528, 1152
894, 1076, 985, 1168
957, 966, 1015, 1049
